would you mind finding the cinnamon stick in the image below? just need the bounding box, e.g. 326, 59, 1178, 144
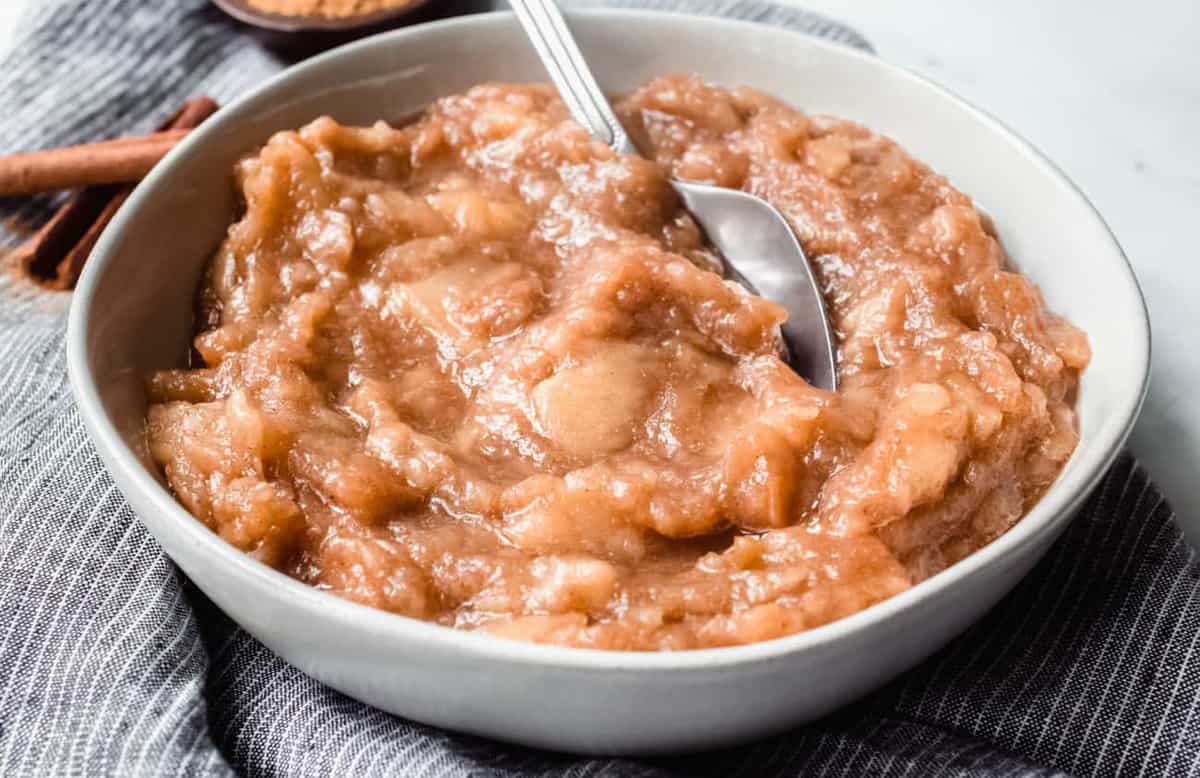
0, 129, 190, 197
12, 96, 219, 290
163, 97, 221, 134
50, 189, 135, 289
54, 98, 221, 286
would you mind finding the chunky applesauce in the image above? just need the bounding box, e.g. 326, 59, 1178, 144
146, 76, 1089, 650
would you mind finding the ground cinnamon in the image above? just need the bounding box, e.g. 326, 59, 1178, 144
246, 0, 415, 18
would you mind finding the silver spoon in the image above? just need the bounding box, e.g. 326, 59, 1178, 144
508, 0, 838, 391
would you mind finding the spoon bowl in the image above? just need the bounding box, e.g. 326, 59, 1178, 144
672, 179, 839, 391
508, 0, 839, 389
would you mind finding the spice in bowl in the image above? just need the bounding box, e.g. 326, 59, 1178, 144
244, 0, 417, 18
209, 0, 470, 57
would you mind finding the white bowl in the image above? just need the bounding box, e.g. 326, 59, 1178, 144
66, 9, 1150, 755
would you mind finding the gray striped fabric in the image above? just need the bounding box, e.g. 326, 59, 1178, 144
0, 1, 1189, 776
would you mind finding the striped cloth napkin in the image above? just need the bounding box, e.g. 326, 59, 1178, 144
0, 1, 1192, 776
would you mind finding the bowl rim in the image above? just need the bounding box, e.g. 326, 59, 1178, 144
67, 8, 1151, 673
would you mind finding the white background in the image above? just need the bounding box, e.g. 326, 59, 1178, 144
2, 0, 1198, 536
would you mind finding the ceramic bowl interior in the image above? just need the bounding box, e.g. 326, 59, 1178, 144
67, 10, 1150, 754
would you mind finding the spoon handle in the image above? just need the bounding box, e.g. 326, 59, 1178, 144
508, 0, 637, 156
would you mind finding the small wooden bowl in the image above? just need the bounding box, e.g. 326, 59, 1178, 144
210, 0, 491, 58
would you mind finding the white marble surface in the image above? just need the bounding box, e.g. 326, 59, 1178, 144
0, 5, 21, 51
2, 0, 1198, 534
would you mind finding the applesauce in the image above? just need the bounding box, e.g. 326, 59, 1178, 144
146, 76, 1089, 650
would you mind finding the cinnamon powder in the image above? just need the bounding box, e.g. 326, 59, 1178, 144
246, 0, 416, 17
